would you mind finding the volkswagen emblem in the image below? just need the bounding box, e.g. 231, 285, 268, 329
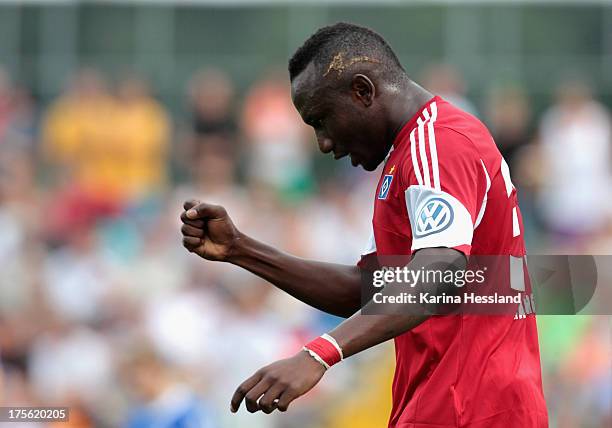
414, 197, 454, 237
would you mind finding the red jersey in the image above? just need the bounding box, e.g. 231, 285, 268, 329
360, 96, 548, 427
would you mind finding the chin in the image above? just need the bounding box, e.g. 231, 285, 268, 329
359, 156, 385, 172
361, 162, 378, 172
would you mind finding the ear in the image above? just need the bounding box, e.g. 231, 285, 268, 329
351, 74, 375, 107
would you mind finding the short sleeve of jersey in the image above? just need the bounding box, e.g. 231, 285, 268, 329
401, 126, 489, 255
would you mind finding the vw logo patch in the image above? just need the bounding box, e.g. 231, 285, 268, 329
414, 197, 454, 237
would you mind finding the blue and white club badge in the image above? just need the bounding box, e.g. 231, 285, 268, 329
414, 197, 454, 237
378, 175, 393, 200
378, 165, 396, 200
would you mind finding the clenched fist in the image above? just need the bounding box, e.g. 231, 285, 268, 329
180, 200, 241, 261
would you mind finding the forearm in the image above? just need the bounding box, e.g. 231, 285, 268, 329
326, 248, 466, 358
228, 233, 362, 317
330, 313, 428, 358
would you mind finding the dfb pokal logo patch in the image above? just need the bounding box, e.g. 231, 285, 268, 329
414, 197, 454, 237
378, 175, 393, 200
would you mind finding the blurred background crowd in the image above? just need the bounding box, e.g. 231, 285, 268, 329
0, 2, 611, 428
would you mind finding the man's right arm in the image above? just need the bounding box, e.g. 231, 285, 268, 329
180, 200, 362, 318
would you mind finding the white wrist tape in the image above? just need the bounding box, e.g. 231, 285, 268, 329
320, 333, 344, 360
302, 347, 330, 370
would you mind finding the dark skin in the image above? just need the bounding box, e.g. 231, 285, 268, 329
181, 60, 461, 414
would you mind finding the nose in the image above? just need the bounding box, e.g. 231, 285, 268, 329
317, 135, 334, 154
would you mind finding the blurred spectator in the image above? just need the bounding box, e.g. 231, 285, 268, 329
179, 69, 238, 181
28, 321, 113, 406
537, 78, 612, 246
122, 345, 217, 428
143, 283, 226, 370
187, 69, 236, 141
0, 68, 37, 156
421, 63, 478, 116
182, 138, 244, 214
41, 70, 170, 203
485, 83, 532, 169
42, 222, 113, 323
538, 316, 612, 428
114, 74, 171, 200
484, 83, 545, 245
0, 149, 43, 319
293, 180, 371, 264
41, 69, 115, 187
241, 69, 314, 199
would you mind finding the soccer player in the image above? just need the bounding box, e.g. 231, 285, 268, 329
180, 23, 548, 427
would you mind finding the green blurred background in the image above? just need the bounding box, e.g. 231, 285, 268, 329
2, 2, 612, 110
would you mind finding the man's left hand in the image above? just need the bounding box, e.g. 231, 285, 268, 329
230, 351, 326, 414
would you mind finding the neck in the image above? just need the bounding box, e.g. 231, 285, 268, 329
386, 79, 433, 147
